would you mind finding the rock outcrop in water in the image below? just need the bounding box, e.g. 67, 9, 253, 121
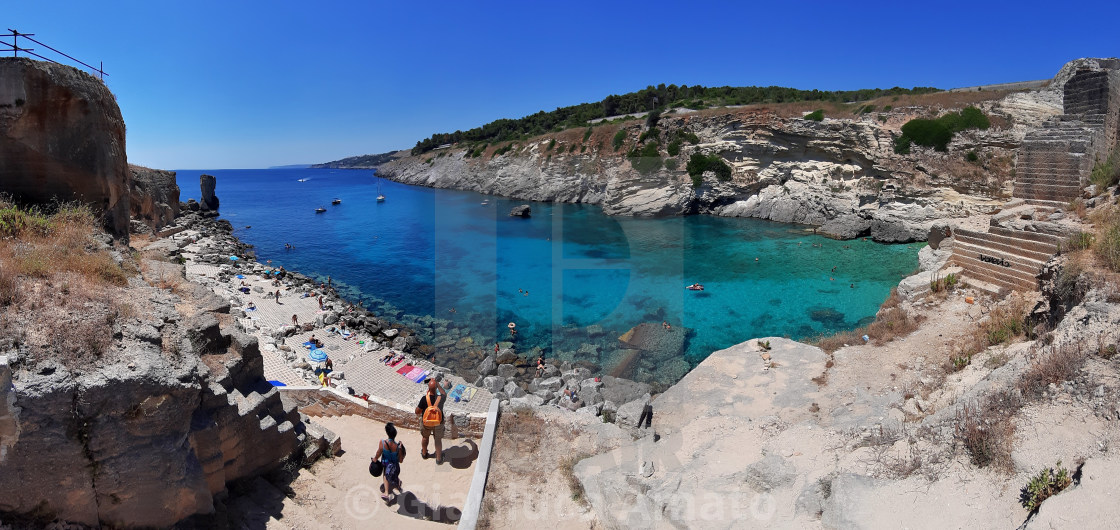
200, 173, 220, 211
0, 58, 130, 238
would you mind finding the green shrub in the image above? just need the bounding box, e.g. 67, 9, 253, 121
664, 158, 679, 170
493, 143, 514, 157
628, 142, 663, 174
686, 153, 732, 185
568, 144, 577, 153
966, 150, 979, 163
690, 172, 704, 188
639, 127, 660, 143
1020, 462, 1072, 512
667, 139, 682, 156
646, 108, 661, 128
804, 109, 825, 121
900, 119, 952, 151
895, 107, 990, 153
1089, 149, 1120, 189
1067, 231, 1093, 251
582, 127, 593, 143
612, 129, 627, 151
1093, 207, 1120, 271
883, 105, 892, 112
546, 139, 556, 152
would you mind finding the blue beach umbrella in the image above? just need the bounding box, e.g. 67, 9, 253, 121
235, 274, 246, 279
229, 256, 239, 261
308, 348, 328, 362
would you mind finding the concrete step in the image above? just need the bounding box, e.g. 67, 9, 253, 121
952, 254, 1039, 292
955, 228, 1060, 259
988, 226, 1064, 248
951, 241, 1050, 277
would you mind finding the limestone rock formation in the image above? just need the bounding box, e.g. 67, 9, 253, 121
0, 58, 130, 238
129, 165, 180, 232
0, 272, 306, 527
509, 204, 531, 217
372, 59, 1120, 243
200, 174, 220, 211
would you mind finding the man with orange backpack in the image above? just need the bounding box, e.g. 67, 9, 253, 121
415, 378, 446, 463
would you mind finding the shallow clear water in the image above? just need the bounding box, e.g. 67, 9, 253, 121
175, 168, 920, 382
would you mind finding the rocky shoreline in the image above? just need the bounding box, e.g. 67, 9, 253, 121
158, 207, 661, 415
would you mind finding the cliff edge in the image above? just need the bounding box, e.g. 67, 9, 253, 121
0, 57, 130, 238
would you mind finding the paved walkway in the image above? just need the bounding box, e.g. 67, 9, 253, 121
180, 233, 491, 418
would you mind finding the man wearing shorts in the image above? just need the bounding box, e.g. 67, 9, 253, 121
415, 378, 446, 463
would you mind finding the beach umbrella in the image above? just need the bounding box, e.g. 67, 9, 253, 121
235, 274, 245, 279
308, 348, 328, 362
229, 256, 239, 261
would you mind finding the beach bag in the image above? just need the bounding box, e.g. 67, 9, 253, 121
422, 394, 443, 427
369, 459, 383, 477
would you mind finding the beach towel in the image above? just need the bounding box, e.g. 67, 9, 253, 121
397, 364, 414, 376
235, 274, 246, 279
462, 387, 477, 402
450, 384, 466, 402
403, 367, 424, 380
414, 371, 430, 384
302, 341, 315, 347
390, 356, 405, 367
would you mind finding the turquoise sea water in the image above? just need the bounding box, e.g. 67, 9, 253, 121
175, 168, 920, 382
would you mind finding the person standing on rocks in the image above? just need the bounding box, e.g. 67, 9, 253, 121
415, 378, 446, 463
637, 401, 654, 429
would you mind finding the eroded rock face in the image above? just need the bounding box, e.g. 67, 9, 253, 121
0, 58, 129, 238
129, 165, 180, 231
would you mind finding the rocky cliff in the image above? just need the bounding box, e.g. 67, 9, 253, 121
0, 58, 130, 238
0, 219, 317, 528
375, 62, 1098, 242
129, 165, 180, 232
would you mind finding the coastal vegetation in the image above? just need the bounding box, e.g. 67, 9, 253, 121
894, 106, 990, 153
411, 83, 940, 155
686, 153, 732, 187
804, 109, 825, 121
1090, 148, 1120, 189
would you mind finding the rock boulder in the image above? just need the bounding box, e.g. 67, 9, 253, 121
199, 174, 219, 211
0, 58, 130, 238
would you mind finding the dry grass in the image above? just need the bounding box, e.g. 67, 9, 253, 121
814, 289, 921, 353
1090, 205, 1120, 272
1018, 343, 1089, 399
947, 296, 1030, 363
954, 392, 1019, 471
0, 201, 138, 366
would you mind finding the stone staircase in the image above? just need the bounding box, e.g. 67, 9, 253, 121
949, 225, 1062, 292
1013, 119, 1096, 205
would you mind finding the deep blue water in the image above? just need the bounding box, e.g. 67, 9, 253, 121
175, 168, 920, 382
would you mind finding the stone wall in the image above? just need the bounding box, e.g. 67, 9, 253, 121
281, 387, 487, 438
1014, 64, 1120, 203
0, 58, 130, 238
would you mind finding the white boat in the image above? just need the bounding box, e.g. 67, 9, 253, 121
376, 174, 386, 202
298, 178, 309, 182
314, 207, 326, 213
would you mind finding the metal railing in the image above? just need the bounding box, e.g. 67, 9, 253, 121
0, 29, 107, 80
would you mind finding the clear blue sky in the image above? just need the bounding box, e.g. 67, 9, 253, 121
8, 1, 1120, 169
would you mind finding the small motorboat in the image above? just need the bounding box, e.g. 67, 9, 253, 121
297, 178, 309, 182
376, 174, 386, 202
376, 194, 386, 202
686, 283, 705, 291
331, 198, 341, 205
314, 207, 327, 213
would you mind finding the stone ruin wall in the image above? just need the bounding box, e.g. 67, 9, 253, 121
1014, 64, 1120, 203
